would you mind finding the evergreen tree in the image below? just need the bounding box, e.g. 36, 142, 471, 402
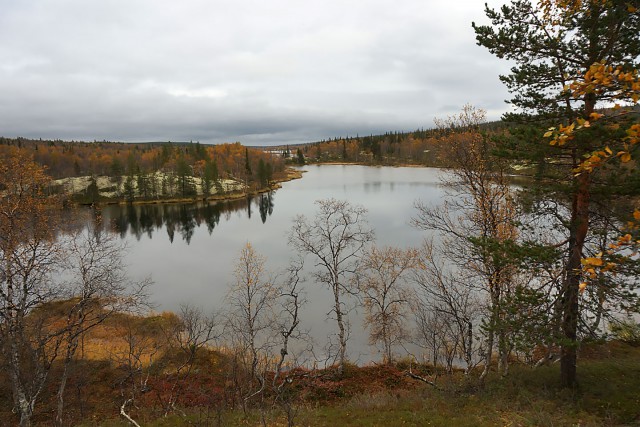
245, 147, 252, 176
85, 176, 100, 203
126, 152, 139, 176
110, 157, 124, 178
211, 160, 224, 194
257, 158, 268, 188
473, 0, 640, 387
265, 162, 273, 185
202, 160, 215, 197
123, 175, 135, 202
176, 154, 195, 197
160, 143, 172, 166
194, 141, 207, 160
137, 171, 150, 200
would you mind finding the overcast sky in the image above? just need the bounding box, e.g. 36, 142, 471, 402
0, 0, 513, 146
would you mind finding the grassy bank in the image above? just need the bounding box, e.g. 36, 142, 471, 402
1, 307, 638, 426
95, 343, 640, 426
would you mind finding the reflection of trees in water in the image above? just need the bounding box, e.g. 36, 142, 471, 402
203, 203, 221, 234
178, 205, 196, 244
101, 192, 276, 244
259, 192, 275, 224
139, 206, 154, 238
114, 208, 129, 239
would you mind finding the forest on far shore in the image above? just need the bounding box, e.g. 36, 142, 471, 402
0, 128, 472, 205
0, 137, 289, 204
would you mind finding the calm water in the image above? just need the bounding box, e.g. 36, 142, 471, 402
90, 165, 446, 363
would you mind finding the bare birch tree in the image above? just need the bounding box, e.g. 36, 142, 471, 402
272, 259, 307, 427
412, 239, 482, 374
0, 150, 150, 426
112, 317, 164, 427
411, 302, 446, 370
225, 242, 278, 411
289, 198, 373, 374
0, 149, 61, 427
357, 246, 417, 363
54, 230, 150, 425
412, 105, 520, 379
158, 304, 217, 417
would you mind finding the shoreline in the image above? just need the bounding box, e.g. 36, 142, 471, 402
306, 161, 435, 168
64, 162, 534, 208
70, 167, 305, 207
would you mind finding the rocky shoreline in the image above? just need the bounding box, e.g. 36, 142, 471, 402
54, 167, 304, 206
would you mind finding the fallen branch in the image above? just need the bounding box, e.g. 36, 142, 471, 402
406, 365, 441, 390
534, 353, 560, 368
120, 398, 141, 427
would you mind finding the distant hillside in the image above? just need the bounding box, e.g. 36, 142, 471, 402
265, 119, 509, 167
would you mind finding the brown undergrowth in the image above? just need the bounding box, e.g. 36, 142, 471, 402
1, 310, 639, 426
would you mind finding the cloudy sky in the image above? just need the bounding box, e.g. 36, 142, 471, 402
0, 0, 513, 146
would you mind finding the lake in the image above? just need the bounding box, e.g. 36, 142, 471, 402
90, 165, 447, 363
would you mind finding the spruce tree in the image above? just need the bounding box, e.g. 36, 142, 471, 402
245, 147, 252, 175
296, 148, 305, 165
257, 158, 268, 188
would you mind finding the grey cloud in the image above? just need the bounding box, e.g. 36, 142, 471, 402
0, 0, 512, 145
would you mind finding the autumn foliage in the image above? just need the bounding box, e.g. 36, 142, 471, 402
0, 137, 285, 199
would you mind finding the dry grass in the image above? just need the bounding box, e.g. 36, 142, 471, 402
2, 307, 639, 426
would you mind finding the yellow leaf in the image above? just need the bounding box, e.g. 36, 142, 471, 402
621, 152, 632, 163
604, 262, 617, 272
634, 210, 640, 220
579, 282, 587, 293
619, 234, 633, 244
582, 257, 603, 266
605, 146, 613, 155
543, 131, 554, 138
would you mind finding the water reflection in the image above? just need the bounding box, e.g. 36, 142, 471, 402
363, 181, 382, 193
62, 166, 444, 363
98, 192, 275, 244
259, 192, 274, 224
